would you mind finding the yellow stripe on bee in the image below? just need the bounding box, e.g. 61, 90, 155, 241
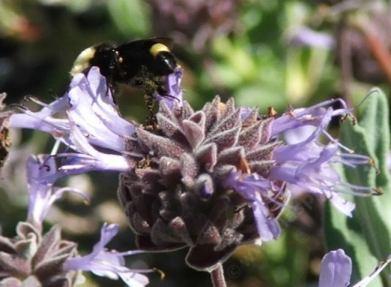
70, 47, 96, 75
150, 43, 170, 57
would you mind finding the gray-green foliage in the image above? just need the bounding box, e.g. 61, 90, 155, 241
325, 88, 391, 286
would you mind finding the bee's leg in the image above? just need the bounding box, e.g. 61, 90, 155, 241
100, 72, 119, 105
156, 79, 168, 96
130, 76, 155, 123
136, 153, 153, 169
138, 77, 160, 129
131, 77, 144, 88
108, 82, 120, 105
144, 93, 158, 130
131, 68, 161, 129
154, 76, 180, 102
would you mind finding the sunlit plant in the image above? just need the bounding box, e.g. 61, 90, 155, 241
0, 64, 389, 286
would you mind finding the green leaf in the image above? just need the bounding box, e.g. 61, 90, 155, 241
107, 0, 151, 37
360, 88, 391, 193
325, 88, 391, 287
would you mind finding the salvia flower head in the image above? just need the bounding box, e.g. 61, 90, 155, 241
0, 155, 83, 287
118, 83, 373, 270
7, 67, 374, 272
0, 222, 78, 287
119, 96, 288, 270
0, 133, 151, 286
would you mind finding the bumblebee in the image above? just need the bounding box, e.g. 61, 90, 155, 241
70, 38, 178, 96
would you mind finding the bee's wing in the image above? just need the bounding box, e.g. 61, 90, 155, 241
118, 38, 174, 54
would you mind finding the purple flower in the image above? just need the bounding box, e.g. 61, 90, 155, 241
288, 26, 335, 49
319, 249, 391, 287
26, 154, 89, 228
269, 99, 373, 216
8, 66, 375, 271
63, 223, 151, 287
118, 96, 290, 270
0, 222, 79, 286
154, 67, 184, 109
9, 67, 135, 174
9, 66, 184, 175
223, 172, 283, 241
10, 67, 134, 151
66, 69, 135, 152
319, 249, 352, 287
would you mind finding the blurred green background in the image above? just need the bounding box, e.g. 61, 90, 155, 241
0, 0, 390, 286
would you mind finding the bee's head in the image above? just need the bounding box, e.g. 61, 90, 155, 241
70, 43, 117, 77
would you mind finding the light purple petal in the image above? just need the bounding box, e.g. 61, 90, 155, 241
10, 67, 135, 228
271, 98, 350, 137
224, 171, 271, 199
223, 171, 281, 241
269, 99, 372, 216
67, 124, 131, 171
289, 27, 335, 49
283, 125, 317, 145
67, 67, 135, 152
319, 250, 391, 287
252, 196, 281, 241
328, 193, 355, 217
319, 249, 352, 287
64, 223, 150, 287
26, 155, 89, 227
93, 223, 120, 254
155, 67, 183, 109
270, 144, 356, 217
119, 272, 150, 287
9, 95, 70, 135
56, 153, 126, 175
9, 67, 135, 155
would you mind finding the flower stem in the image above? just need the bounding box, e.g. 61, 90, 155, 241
210, 264, 227, 287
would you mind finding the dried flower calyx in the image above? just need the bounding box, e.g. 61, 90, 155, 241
0, 222, 78, 287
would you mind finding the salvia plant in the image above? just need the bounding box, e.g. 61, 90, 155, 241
0, 64, 389, 286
